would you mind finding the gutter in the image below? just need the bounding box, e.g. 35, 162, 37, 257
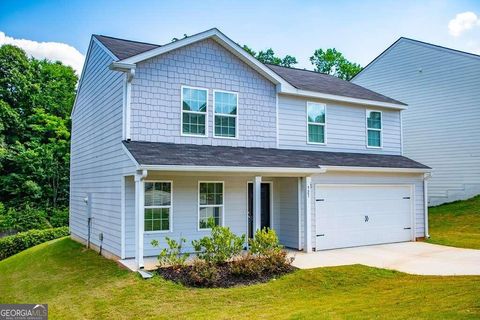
318, 165, 432, 174
137, 164, 327, 174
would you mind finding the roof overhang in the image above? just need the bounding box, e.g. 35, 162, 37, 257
319, 165, 431, 174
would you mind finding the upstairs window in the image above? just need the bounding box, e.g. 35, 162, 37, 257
307, 102, 326, 144
198, 182, 223, 229
367, 110, 382, 148
182, 86, 208, 136
214, 91, 238, 138
144, 181, 172, 232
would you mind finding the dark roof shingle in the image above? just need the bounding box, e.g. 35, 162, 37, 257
123, 141, 429, 170
93, 35, 160, 60
267, 64, 406, 105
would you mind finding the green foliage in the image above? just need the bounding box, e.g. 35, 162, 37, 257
192, 224, 245, 264
230, 251, 292, 278
0, 205, 51, 232
230, 253, 263, 277
249, 227, 282, 256
188, 259, 219, 287
49, 208, 69, 228
0, 226, 69, 260
151, 237, 190, 268
0, 44, 77, 212
243, 45, 298, 67
310, 48, 362, 80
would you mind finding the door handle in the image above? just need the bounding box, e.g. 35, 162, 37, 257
364, 215, 369, 222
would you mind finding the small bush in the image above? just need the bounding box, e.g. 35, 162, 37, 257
151, 237, 189, 269
192, 225, 245, 264
188, 260, 219, 287
49, 208, 69, 228
0, 206, 51, 232
261, 250, 292, 274
230, 254, 263, 278
249, 227, 282, 256
0, 227, 69, 260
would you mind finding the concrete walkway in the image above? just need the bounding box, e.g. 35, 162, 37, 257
290, 242, 480, 275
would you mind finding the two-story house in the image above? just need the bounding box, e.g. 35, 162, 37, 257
70, 28, 430, 269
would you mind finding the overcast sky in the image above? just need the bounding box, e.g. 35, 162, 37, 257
1, 0, 480, 76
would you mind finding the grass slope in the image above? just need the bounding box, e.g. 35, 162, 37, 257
428, 195, 480, 249
0, 238, 479, 319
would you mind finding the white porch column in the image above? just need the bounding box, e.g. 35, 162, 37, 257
253, 176, 262, 234
303, 176, 312, 253
134, 169, 147, 269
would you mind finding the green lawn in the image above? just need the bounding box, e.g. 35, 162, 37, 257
428, 195, 480, 249
1, 238, 479, 319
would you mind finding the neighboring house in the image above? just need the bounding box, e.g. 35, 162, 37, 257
352, 38, 480, 206
70, 28, 430, 269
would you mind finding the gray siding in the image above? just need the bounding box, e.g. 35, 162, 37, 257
125, 176, 135, 258
309, 172, 425, 249
353, 39, 480, 205
70, 40, 135, 258
130, 39, 277, 148
274, 178, 299, 249
278, 95, 402, 154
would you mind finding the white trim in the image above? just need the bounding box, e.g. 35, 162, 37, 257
304, 176, 312, 253
197, 181, 225, 231
297, 177, 302, 250
213, 89, 239, 139
306, 101, 327, 145
400, 111, 404, 155
366, 109, 383, 149
139, 164, 327, 174
180, 85, 209, 137
320, 165, 431, 173
423, 173, 431, 238
246, 181, 273, 236
135, 169, 147, 269
121, 143, 140, 169
143, 180, 173, 233
120, 175, 126, 259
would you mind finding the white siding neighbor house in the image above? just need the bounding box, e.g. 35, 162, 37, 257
352, 38, 480, 206
70, 29, 430, 269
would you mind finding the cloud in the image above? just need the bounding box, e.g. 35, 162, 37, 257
448, 11, 480, 37
0, 31, 84, 75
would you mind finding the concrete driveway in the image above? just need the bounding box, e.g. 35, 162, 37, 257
290, 242, 480, 275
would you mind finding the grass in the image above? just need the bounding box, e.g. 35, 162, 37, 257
1, 238, 479, 319
427, 195, 480, 249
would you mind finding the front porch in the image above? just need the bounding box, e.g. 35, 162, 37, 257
121, 170, 317, 270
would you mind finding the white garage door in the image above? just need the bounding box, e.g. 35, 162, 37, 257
315, 184, 413, 251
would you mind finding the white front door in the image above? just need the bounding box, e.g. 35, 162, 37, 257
315, 184, 413, 250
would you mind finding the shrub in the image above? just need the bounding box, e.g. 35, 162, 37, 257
192, 224, 245, 264
188, 260, 219, 287
0, 206, 51, 232
49, 208, 69, 227
249, 227, 282, 256
230, 253, 263, 278
261, 249, 293, 274
0, 227, 69, 260
151, 237, 190, 269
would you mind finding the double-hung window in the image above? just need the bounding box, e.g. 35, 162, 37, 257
144, 181, 172, 232
307, 102, 326, 144
198, 182, 223, 229
214, 90, 238, 138
366, 110, 382, 148
182, 86, 208, 136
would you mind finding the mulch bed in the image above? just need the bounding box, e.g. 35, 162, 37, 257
155, 262, 296, 288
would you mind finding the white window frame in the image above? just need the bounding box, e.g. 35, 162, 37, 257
213, 89, 239, 139
306, 102, 327, 145
198, 181, 225, 231
144, 180, 173, 233
366, 109, 383, 149
180, 85, 209, 137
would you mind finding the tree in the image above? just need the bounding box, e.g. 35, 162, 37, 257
242, 45, 298, 67
309, 48, 362, 80
0, 44, 77, 210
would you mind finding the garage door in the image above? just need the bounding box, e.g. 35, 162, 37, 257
315, 184, 413, 251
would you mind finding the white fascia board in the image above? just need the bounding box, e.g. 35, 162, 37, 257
110, 62, 136, 71
139, 164, 327, 174
320, 165, 431, 174
280, 89, 408, 110
112, 28, 294, 91
122, 143, 140, 169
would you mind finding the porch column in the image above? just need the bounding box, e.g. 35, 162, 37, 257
303, 176, 312, 253
253, 176, 262, 235
134, 169, 147, 269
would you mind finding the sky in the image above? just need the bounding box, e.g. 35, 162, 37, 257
1, 0, 480, 76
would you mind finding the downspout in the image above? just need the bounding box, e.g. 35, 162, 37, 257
423, 172, 431, 239
135, 169, 147, 269
125, 68, 135, 141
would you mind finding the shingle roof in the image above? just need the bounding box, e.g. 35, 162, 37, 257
123, 141, 429, 170
93, 35, 160, 60
267, 64, 406, 105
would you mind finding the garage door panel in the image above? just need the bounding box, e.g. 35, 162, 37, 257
315, 184, 413, 251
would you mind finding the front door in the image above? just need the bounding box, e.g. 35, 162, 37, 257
247, 183, 271, 239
